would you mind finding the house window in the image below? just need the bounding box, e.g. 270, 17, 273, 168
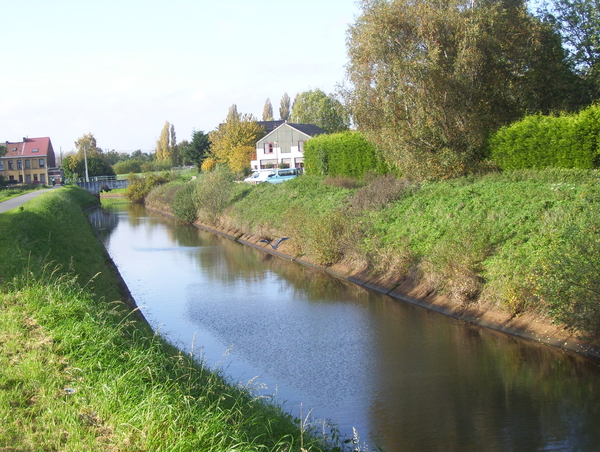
32, 148, 39, 153
0, 161, 3, 170
17, 160, 22, 169
9, 175, 14, 181
8, 160, 13, 170
265, 143, 274, 154
33, 174, 38, 182
39, 159, 45, 168
40, 174, 46, 184
25, 159, 31, 169
298, 141, 306, 152
19, 175, 23, 182
26, 174, 31, 183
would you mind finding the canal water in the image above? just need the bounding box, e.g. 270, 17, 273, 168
90, 202, 600, 452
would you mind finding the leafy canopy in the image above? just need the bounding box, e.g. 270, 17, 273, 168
290, 89, 350, 133
209, 107, 265, 173
345, 0, 578, 179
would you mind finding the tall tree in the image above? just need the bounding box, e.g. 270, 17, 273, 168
345, 0, 576, 179
542, 0, 600, 102
209, 110, 265, 172
156, 121, 171, 162
279, 92, 291, 121
262, 98, 274, 121
227, 104, 239, 123
290, 89, 350, 133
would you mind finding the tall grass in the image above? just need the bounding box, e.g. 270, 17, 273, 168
0, 186, 341, 451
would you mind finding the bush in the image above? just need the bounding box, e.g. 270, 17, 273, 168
124, 173, 170, 203
489, 104, 600, 170
113, 159, 143, 175
304, 131, 387, 178
172, 181, 199, 223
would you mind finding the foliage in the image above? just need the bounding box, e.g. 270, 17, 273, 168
182, 130, 211, 168
262, 98, 274, 121
489, 103, 600, 169
113, 159, 143, 175
290, 89, 350, 133
304, 131, 387, 178
0, 144, 6, 157
209, 109, 265, 172
65, 133, 115, 179
345, 0, 579, 179
124, 173, 170, 203
279, 92, 291, 121
63, 154, 115, 179
155, 120, 179, 165
541, 0, 600, 102
172, 181, 199, 222
201, 157, 217, 172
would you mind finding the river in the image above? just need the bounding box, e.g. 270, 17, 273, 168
89, 202, 600, 452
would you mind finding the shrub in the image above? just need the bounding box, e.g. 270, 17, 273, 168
304, 131, 387, 178
125, 173, 170, 203
489, 104, 600, 170
172, 181, 199, 223
113, 159, 143, 175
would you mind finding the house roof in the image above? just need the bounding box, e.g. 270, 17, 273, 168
3, 137, 54, 158
257, 120, 285, 134
286, 123, 326, 137
258, 122, 326, 143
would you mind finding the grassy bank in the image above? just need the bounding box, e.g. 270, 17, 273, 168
0, 187, 338, 451
146, 168, 600, 342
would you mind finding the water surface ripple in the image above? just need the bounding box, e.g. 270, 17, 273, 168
90, 203, 600, 452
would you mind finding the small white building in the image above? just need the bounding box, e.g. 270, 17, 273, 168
251, 122, 326, 170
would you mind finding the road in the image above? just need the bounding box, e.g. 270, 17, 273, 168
0, 187, 59, 213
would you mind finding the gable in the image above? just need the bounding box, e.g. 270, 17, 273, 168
256, 123, 325, 148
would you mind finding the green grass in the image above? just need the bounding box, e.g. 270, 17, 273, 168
0, 186, 341, 451
0, 183, 48, 202
147, 169, 600, 339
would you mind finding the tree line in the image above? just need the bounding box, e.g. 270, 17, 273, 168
64, 0, 599, 181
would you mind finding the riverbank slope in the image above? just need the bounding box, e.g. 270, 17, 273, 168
144, 168, 600, 359
0, 187, 337, 451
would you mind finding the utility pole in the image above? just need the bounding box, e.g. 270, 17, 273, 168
84, 144, 89, 182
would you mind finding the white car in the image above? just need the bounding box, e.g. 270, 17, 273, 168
243, 170, 274, 184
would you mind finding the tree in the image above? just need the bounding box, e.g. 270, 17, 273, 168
279, 92, 291, 121
74, 133, 102, 159
182, 131, 211, 168
156, 121, 171, 163
290, 89, 350, 133
209, 110, 265, 173
67, 133, 113, 179
345, 0, 577, 179
262, 98, 274, 121
541, 0, 600, 102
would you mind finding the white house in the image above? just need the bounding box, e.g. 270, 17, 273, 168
251, 122, 326, 170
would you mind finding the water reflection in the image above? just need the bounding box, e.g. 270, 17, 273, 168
91, 202, 600, 452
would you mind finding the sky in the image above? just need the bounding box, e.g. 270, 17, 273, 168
1, 0, 360, 155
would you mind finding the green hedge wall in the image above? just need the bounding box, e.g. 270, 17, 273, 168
304, 131, 386, 178
489, 104, 600, 170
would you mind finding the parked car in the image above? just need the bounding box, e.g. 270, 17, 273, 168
243, 170, 274, 184
265, 167, 302, 184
